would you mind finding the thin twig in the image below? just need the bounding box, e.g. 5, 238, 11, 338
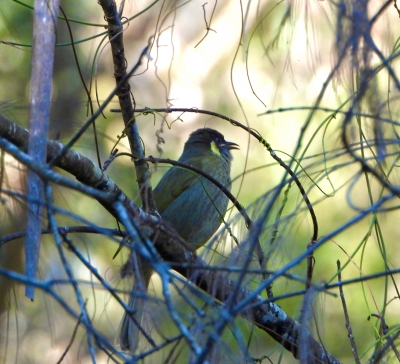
337, 260, 360, 364
194, 2, 218, 48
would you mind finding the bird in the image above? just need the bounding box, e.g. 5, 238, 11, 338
119, 127, 238, 352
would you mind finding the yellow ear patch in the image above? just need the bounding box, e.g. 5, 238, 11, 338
210, 141, 221, 155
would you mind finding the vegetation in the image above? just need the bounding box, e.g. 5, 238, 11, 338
1, 1, 400, 363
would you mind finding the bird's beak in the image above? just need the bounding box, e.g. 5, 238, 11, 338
224, 141, 240, 150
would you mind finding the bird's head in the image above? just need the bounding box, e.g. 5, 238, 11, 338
184, 128, 239, 162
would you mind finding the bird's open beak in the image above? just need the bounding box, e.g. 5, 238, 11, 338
224, 141, 240, 150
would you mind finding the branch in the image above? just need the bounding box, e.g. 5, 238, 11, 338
26, 0, 60, 300
98, 0, 156, 213
0, 113, 147, 223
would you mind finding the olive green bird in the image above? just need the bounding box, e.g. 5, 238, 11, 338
120, 128, 238, 352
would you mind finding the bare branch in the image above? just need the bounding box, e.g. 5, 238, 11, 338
26, 0, 60, 300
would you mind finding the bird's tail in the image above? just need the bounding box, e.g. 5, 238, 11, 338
119, 257, 153, 353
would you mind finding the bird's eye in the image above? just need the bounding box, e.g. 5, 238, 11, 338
215, 137, 221, 143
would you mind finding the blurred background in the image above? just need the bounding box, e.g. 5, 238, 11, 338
1, 0, 400, 363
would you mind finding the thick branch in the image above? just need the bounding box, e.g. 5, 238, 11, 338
26, 0, 60, 300
0, 114, 145, 222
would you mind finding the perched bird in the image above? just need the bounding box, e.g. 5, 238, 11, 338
120, 128, 238, 352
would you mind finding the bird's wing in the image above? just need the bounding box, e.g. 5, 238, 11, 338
153, 163, 201, 213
